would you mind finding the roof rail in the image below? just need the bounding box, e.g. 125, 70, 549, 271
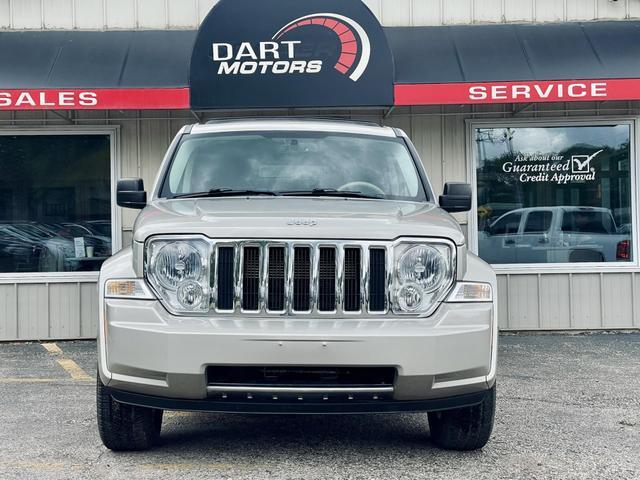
204, 116, 382, 128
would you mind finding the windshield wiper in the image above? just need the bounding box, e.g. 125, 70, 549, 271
279, 188, 383, 200
172, 188, 278, 199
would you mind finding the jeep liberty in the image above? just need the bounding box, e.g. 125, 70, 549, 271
97, 118, 497, 451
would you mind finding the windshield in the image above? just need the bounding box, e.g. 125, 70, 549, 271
159, 131, 427, 202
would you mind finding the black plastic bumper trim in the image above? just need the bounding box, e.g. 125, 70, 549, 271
108, 388, 490, 414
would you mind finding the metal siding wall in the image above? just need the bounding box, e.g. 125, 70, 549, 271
137, 0, 167, 29
1, 0, 639, 29
0, 284, 17, 339
74, 0, 104, 29
2, 103, 640, 340
602, 274, 634, 328
49, 283, 81, 338
505, 0, 534, 22
17, 284, 48, 339
80, 282, 99, 337
443, 0, 473, 24
539, 274, 571, 329
410, 114, 444, 196
43, 0, 73, 29
534, 0, 565, 22
105, 0, 135, 29
570, 274, 603, 329
167, 0, 198, 28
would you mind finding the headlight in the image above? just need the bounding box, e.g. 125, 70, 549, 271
153, 242, 203, 290
393, 242, 454, 315
146, 238, 211, 313
398, 245, 447, 293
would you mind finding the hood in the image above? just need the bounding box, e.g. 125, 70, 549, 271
132, 197, 465, 245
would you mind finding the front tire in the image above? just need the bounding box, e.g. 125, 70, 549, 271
428, 386, 496, 451
96, 375, 163, 451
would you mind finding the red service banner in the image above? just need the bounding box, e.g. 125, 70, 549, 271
2, 80, 640, 110
394, 79, 640, 106
0, 88, 190, 110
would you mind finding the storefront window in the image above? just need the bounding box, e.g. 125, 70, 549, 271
0, 134, 112, 273
475, 124, 633, 265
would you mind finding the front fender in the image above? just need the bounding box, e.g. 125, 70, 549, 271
462, 251, 498, 386
98, 246, 140, 385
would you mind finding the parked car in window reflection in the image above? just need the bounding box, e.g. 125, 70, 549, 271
0, 222, 111, 273
478, 206, 632, 264
0, 226, 41, 272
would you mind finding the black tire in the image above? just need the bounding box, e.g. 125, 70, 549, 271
96, 375, 163, 451
428, 386, 496, 451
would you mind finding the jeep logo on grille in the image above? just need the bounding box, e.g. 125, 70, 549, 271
287, 218, 318, 226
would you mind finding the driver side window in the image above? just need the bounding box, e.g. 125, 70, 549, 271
490, 212, 522, 236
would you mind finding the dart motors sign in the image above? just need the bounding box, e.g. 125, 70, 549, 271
189, 0, 394, 109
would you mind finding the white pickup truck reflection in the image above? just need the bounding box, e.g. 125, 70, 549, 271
479, 206, 631, 264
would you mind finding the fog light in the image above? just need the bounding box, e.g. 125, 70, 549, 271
176, 280, 204, 309
396, 283, 424, 311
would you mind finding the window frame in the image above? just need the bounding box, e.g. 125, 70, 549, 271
466, 117, 639, 274
0, 126, 121, 284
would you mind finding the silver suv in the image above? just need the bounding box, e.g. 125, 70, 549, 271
97, 119, 497, 451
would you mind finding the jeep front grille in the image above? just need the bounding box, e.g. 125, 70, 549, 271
212, 241, 392, 316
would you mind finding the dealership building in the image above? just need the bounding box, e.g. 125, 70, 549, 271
1, 0, 640, 341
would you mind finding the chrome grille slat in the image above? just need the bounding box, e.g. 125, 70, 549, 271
258, 245, 268, 312
210, 246, 218, 310
310, 245, 320, 314
284, 244, 295, 314
335, 245, 345, 315
385, 245, 394, 314
361, 246, 369, 313
233, 243, 243, 312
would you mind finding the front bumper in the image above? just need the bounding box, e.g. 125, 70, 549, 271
99, 298, 496, 406
107, 385, 492, 414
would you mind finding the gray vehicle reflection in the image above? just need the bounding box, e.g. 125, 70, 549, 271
62, 223, 112, 246
479, 206, 631, 264
0, 226, 41, 272
0, 222, 111, 272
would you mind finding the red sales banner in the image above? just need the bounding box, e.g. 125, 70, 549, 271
2, 80, 640, 110
394, 79, 640, 106
0, 88, 190, 110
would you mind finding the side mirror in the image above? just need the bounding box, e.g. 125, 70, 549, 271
117, 178, 147, 209
439, 182, 472, 213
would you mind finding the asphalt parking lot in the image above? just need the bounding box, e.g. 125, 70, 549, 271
1, 334, 639, 480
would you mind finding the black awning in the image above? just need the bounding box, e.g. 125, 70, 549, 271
387, 21, 640, 84
0, 30, 195, 89
0, 21, 639, 110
